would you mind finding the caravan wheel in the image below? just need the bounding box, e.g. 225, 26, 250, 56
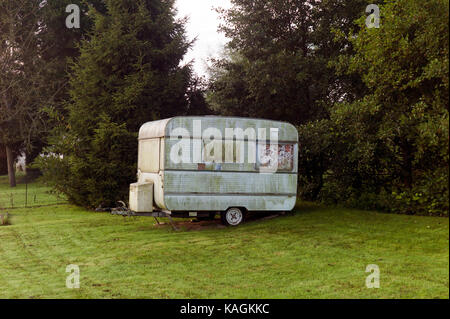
221, 208, 244, 226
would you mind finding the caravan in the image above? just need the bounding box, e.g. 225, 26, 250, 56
129, 116, 298, 226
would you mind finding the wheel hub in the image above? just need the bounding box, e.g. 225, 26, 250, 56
226, 208, 243, 226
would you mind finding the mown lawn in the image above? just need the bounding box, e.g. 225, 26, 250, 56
0, 178, 448, 299
0, 174, 67, 208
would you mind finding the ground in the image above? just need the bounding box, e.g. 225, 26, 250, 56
0, 176, 448, 299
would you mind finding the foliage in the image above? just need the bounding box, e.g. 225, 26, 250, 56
186, 75, 216, 116
0, 1, 48, 185
37, 0, 193, 208
0, 1, 43, 144
208, 0, 372, 124
0, 0, 104, 183
26, 0, 105, 165
299, 0, 449, 216
297, 120, 333, 201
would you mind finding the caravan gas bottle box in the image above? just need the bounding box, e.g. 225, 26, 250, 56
129, 182, 153, 212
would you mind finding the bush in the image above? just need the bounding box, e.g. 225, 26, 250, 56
297, 99, 449, 216
37, 118, 137, 208
297, 120, 333, 201
297, 0, 449, 216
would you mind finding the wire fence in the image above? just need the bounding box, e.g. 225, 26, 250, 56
0, 175, 68, 209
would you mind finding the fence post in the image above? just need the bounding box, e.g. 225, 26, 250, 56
25, 181, 28, 208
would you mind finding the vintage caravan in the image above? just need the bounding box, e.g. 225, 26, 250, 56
129, 116, 298, 226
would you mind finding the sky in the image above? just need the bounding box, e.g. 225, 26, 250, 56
175, 0, 232, 77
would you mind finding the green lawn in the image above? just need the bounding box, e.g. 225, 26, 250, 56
0, 174, 67, 208
0, 178, 448, 299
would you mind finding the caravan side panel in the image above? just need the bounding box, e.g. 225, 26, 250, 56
162, 117, 298, 212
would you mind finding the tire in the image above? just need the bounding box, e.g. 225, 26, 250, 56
221, 208, 245, 226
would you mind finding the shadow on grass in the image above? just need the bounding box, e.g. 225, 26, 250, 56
148, 202, 324, 232
293, 200, 325, 214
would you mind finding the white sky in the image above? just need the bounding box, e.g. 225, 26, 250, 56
175, 0, 232, 77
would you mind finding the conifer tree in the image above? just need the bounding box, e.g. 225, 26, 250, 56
0, 0, 43, 187
38, 0, 192, 207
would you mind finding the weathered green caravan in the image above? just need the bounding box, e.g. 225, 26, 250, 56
129, 116, 298, 226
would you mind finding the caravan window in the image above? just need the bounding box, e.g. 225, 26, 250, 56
256, 143, 294, 172
201, 139, 245, 164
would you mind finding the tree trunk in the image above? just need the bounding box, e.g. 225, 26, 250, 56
5, 145, 16, 187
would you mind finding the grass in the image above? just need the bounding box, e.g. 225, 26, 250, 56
0, 173, 67, 209
0, 212, 10, 226
0, 177, 448, 299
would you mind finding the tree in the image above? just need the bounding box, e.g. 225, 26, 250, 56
38, 0, 193, 208
208, 0, 372, 125
0, 1, 103, 183
299, 0, 449, 215
186, 75, 215, 116
0, 1, 46, 187
26, 0, 105, 167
